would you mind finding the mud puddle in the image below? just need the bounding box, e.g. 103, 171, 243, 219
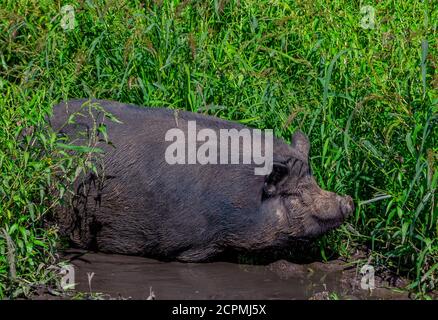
49, 250, 410, 300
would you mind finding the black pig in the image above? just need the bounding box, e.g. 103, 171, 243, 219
50, 99, 354, 262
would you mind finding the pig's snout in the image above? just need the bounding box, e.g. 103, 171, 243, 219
337, 195, 354, 218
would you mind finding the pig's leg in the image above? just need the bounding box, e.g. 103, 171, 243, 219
176, 245, 221, 262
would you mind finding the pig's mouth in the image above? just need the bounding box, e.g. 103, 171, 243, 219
310, 215, 346, 236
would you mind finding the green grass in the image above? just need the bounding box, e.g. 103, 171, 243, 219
0, 0, 437, 298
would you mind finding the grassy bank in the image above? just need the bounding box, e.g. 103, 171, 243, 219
0, 0, 436, 298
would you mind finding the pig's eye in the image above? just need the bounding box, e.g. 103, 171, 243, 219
290, 192, 302, 198
280, 190, 302, 198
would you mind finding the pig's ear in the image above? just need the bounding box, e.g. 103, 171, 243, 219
263, 162, 289, 198
291, 130, 310, 158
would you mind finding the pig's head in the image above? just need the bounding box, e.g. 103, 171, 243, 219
263, 131, 354, 239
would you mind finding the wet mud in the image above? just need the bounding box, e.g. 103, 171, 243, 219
48, 250, 410, 300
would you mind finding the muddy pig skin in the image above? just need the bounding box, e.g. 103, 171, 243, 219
50, 99, 354, 262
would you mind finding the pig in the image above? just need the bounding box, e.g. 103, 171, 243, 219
49, 99, 354, 262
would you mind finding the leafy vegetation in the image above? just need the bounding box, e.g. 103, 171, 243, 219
0, 0, 436, 298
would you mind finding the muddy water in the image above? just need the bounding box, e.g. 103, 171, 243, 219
63, 251, 409, 300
